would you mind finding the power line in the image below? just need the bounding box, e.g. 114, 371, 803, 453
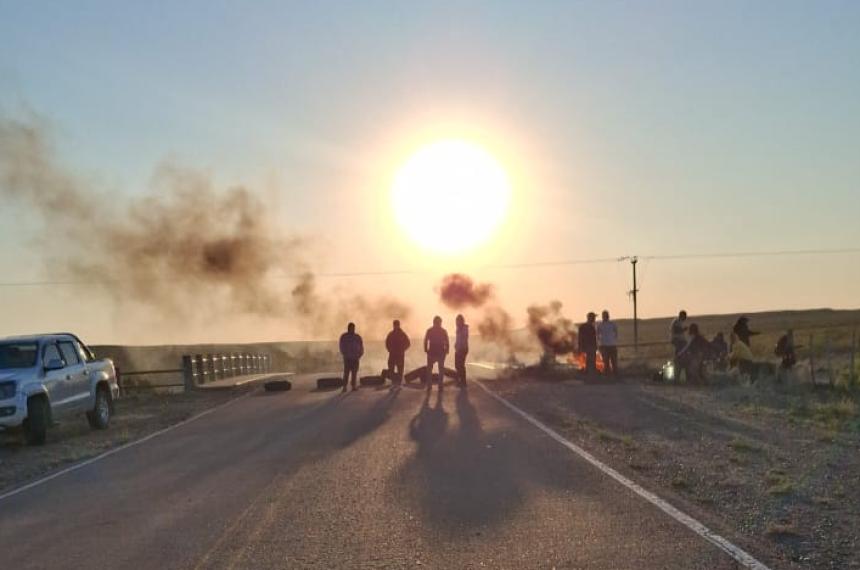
0, 247, 857, 288
641, 247, 860, 261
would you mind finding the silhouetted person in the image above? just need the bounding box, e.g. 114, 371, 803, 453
454, 314, 469, 388
424, 316, 449, 392
670, 310, 688, 356
578, 312, 598, 376
711, 332, 728, 370
677, 323, 712, 383
597, 310, 618, 376
385, 319, 411, 384
339, 322, 364, 392
775, 329, 797, 370
732, 316, 759, 347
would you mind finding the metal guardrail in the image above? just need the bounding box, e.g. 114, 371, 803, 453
117, 353, 272, 392
182, 353, 272, 391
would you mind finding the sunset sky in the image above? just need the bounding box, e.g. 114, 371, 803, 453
1, 1, 859, 344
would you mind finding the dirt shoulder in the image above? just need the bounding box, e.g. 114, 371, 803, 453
482, 372, 860, 570
0, 389, 245, 494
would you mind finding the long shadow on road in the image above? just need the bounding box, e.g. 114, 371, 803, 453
398, 387, 587, 534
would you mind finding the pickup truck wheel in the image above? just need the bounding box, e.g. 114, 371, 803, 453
24, 397, 49, 446
87, 385, 112, 430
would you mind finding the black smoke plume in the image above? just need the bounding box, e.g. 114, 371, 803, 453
526, 301, 578, 357
0, 115, 409, 336
438, 273, 494, 309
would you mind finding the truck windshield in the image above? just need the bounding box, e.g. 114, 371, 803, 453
0, 343, 39, 369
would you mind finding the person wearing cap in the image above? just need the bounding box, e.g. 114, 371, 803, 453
385, 319, 411, 384
578, 312, 598, 376
423, 316, 449, 392
454, 314, 469, 387
596, 310, 619, 376
339, 322, 364, 392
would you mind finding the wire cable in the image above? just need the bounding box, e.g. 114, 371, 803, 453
0, 247, 857, 287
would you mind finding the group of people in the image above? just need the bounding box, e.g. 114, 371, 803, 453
337, 315, 470, 392
670, 310, 798, 382
577, 310, 620, 376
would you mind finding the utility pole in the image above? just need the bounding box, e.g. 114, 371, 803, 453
630, 256, 639, 352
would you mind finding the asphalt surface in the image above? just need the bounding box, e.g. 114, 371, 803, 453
0, 372, 746, 569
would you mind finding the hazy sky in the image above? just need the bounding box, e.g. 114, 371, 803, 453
1, 1, 859, 343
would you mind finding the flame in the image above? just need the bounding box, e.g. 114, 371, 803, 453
568, 351, 606, 372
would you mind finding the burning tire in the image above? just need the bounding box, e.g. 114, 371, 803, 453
360, 375, 385, 387
317, 377, 345, 390
264, 380, 292, 392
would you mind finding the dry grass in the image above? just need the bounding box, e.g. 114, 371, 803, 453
766, 521, 801, 538
765, 469, 795, 496
728, 437, 761, 453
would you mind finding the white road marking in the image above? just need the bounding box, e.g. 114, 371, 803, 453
0, 390, 253, 503
472, 376, 772, 570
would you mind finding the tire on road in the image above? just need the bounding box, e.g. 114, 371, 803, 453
24, 396, 49, 446
359, 375, 385, 387
264, 380, 293, 392
404, 366, 427, 382
317, 377, 345, 390
443, 367, 458, 379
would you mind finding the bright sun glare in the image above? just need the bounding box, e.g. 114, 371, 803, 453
392, 139, 512, 254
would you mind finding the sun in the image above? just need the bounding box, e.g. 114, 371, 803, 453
391, 139, 512, 254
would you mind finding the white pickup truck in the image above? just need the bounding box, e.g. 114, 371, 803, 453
0, 333, 120, 445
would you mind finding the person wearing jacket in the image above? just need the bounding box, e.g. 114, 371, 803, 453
578, 312, 598, 376
454, 314, 469, 388
339, 322, 364, 392
385, 319, 411, 384
728, 331, 761, 381
596, 310, 619, 376
423, 316, 449, 392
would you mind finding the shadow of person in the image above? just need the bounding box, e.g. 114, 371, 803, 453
408, 389, 449, 457
337, 385, 401, 449
455, 387, 480, 438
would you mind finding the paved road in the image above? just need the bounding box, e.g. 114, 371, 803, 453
1, 373, 745, 569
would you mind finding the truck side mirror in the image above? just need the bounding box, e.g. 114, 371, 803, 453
44, 358, 65, 371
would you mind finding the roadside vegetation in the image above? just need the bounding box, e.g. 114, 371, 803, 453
487, 354, 860, 569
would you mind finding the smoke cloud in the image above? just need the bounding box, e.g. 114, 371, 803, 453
0, 115, 409, 337
526, 300, 578, 357
438, 273, 494, 309
435, 273, 523, 352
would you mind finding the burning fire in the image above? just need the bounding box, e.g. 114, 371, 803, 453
568, 351, 606, 372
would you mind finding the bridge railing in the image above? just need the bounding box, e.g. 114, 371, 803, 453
181, 353, 272, 391
117, 352, 272, 393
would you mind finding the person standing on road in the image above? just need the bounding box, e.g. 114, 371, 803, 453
597, 310, 619, 376
578, 312, 598, 377
424, 316, 449, 392
670, 310, 688, 356
339, 322, 364, 392
385, 319, 411, 384
454, 314, 469, 388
